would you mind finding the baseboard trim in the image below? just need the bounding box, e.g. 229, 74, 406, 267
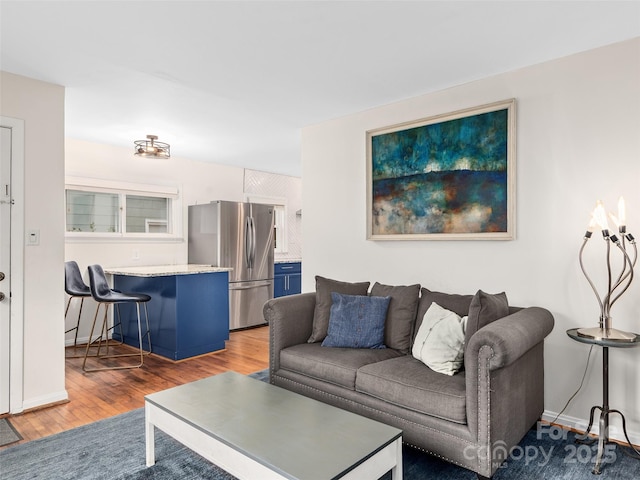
542, 410, 640, 447
21, 390, 69, 413
65, 335, 95, 347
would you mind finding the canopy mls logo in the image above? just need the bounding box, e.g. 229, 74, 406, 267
463, 422, 617, 469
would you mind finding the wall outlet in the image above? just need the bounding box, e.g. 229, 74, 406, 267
132, 249, 140, 260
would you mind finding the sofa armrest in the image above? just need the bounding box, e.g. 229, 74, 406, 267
464, 306, 554, 474
466, 306, 555, 371
264, 292, 316, 376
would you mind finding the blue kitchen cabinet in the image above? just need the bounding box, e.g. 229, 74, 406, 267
111, 269, 230, 361
274, 262, 301, 298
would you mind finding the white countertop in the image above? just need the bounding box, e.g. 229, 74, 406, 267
275, 258, 302, 264
105, 264, 233, 277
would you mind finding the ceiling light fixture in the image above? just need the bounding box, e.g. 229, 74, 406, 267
134, 134, 170, 159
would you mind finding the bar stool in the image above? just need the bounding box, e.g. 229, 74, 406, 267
82, 264, 152, 372
65, 261, 125, 358
64, 261, 92, 358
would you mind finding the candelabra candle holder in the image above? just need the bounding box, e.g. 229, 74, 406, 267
578, 198, 637, 343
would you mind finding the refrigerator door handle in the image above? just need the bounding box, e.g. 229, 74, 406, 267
245, 216, 252, 268
229, 280, 272, 290
249, 216, 257, 268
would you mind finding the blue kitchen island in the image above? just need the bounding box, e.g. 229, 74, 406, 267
105, 265, 232, 361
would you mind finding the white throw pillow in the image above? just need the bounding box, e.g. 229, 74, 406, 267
412, 302, 467, 376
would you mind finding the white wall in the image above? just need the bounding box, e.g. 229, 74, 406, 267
301, 38, 640, 442
244, 168, 303, 261
65, 138, 246, 258
0, 71, 67, 410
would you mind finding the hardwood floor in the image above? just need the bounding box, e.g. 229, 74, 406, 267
1, 326, 269, 449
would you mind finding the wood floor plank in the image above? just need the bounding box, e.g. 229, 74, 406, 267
1, 326, 269, 449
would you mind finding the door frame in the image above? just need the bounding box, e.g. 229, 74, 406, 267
1, 116, 25, 414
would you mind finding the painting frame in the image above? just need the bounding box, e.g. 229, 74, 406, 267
366, 99, 516, 241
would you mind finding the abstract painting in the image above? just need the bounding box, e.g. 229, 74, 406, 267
366, 99, 516, 240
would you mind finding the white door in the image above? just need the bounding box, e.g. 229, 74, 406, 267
0, 126, 11, 414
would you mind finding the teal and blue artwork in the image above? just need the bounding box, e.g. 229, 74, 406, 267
369, 103, 513, 238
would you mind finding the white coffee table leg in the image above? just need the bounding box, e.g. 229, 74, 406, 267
145, 403, 156, 467
391, 438, 403, 480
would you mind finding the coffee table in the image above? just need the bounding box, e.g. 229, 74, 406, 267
145, 371, 403, 479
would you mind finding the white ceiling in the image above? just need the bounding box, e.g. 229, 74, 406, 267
2, 1, 639, 177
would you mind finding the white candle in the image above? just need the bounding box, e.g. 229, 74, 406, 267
593, 201, 610, 231
617, 196, 626, 228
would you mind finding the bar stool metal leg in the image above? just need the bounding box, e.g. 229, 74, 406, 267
64, 261, 96, 359
82, 264, 153, 373
64, 295, 84, 357
82, 300, 152, 372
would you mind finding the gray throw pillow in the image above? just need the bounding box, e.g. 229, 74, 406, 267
465, 290, 509, 346
308, 276, 370, 343
321, 293, 390, 349
414, 288, 473, 338
371, 282, 420, 354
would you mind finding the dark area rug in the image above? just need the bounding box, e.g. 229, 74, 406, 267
1, 370, 638, 479
0, 418, 22, 447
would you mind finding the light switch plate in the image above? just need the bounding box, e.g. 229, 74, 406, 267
26, 229, 40, 246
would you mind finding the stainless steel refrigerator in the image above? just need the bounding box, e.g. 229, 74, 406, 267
188, 201, 274, 330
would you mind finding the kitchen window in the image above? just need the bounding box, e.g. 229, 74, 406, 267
65, 177, 181, 240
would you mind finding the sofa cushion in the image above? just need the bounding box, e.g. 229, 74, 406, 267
465, 290, 509, 347
308, 276, 371, 343
370, 282, 420, 354
414, 288, 473, 337
412, 302, 467, 376
322, 293, 390, 349
280, 343, 402, 390
356, 356, 467, 424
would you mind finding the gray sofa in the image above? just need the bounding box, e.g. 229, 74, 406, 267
264, 282, 555, 479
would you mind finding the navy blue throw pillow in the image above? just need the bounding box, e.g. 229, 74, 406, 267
321, 293, 391, 349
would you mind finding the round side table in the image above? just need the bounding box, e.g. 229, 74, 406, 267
566, 328, 640, 474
